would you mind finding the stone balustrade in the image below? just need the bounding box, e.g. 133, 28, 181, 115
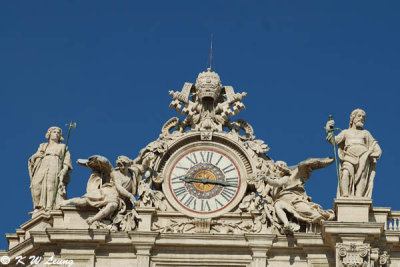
388, 211, 400, 231
305, 222, 321, 233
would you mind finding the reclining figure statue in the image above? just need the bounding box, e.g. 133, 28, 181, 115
62, 155, 139, 227
259, 158, 335, 233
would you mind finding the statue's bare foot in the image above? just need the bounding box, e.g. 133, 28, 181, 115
289, 222, 300, 232
86, 218, 95, 225
342, 189, 349, 198
60, 199, 69, 206
281, 223, 300, 234
32, 209, 43, 218
32, 209, 40, 214
280, 223, 292, 234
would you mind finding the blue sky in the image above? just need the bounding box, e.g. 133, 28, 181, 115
1, 1, 400, 249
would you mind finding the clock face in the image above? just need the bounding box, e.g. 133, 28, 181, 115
164, 144, 246, 218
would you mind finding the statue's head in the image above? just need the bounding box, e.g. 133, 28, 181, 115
116, 155, 131, 168
45, 126, 64, 142
275, 161, 290, 176
349, 109, 366, 128
195, 68, 222, 102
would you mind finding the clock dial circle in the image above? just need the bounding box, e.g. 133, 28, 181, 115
163, 143, 246, 218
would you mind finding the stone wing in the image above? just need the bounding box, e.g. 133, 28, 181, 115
296, 157, 334, 183
77, 155, 113, 173
77, 155, 113, 193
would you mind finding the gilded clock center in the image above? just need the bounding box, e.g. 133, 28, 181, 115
193, 169, 217, 191
185, 163, 225, 199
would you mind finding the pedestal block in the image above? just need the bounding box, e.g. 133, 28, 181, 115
334, 198, 372, 222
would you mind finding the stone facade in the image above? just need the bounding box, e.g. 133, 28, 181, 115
2, 204, 400, 266
1, 68, 399, 267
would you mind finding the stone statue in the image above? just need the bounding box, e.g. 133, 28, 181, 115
326, 109, 382, 198
261, 158, 335, 233
62, 155, 139, 228
28, 126, 72, 213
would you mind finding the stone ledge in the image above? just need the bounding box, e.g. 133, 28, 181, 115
30, 230, 51, 244
293, 233, 325, 246
245, 233, 275, 247
7, 238, 34, 259
156, 232, 248, 247
334, 198, 373, 205
383, 232, 400, 243
5, 233, 19, 249
21, 211, 52, 230
46, 228, 109, 243
322, 221, 384, 239
128, 231, 159, 245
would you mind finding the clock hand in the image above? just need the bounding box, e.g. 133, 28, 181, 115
179, 177, 237, 187
180, 177, 216, 184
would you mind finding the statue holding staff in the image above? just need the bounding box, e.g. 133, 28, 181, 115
28, 126, 73, 213
326, 109, 382, 198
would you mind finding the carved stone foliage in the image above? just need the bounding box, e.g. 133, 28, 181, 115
152, 219, 196, 233
210, 219, 257, 234
131, 128, 175, 212
336, 243, 370, 267
92, 209, 140, 232
152, 217, 259, 234
136, 178, 168, 211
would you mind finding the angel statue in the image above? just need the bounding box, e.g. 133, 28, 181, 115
62, 155, 140, 230
260, 158, 335, 233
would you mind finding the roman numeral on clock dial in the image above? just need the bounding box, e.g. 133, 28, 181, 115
220, 187, 236, 202
171, 175, 185, 184
185, 153, 198, 165
184, 196, 196, 210
200, 151, 214, 163
222, 164, 236, 174
226, 177, 239, 186
201, 199, 212, 211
